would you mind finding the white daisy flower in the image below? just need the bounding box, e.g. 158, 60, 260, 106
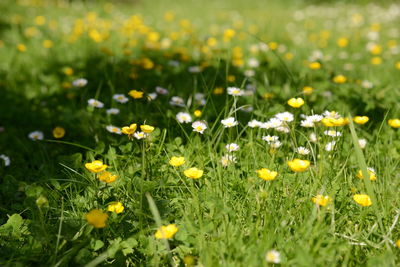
225, 143, 240, 152
270, 141, 282, 149
276, 126, 290, 133
106, 125, 122, 135
267, 118, 283, 128
221, 117, 238, 128
0, 154, 10, 166
106, 108, 120, 115
169, 96, 185, 107
275, 112, 294, 122
148, 92, 157, 100
248, 58, 260, 68
361, 80, 373, 89
358, 139, 367, 149
88, 99, 104, 108
309, 133, 318, 143
248, 119, 261, 128
188, 66, 202, 73
297, 146, 310, 155
221, 154, 237, 167
323, 110, 340, 119
266, 250, 281, 264
324, 130, 342, 137
192, 121, 207, 134
227, 87, 244, 96
307, 114, 323, 122
28, 131, 44, 141
262, 135, 279, 143
176, 112, 192, 123
325, 141, 336, 151
300, 119, 314, 128
133, 131, 148, 139
113, 94, 129, 103
156, 86, 169, 95
72, 78, 88, 87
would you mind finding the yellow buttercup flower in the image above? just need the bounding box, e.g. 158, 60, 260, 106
288, 159, 310, 172
184, 167, 203, 179
302, 86, 313, 95
42, 40, 53, 48
287, 97, 305, 108
140, 125, 155, 133
256, 168, 278, 181
353, 116, 369, 125
333, 75, 347, 84
169, 156, 185, 167
213, 87, 224, 95
194, 110, 202, 117
128, 90, 144, 99
85, 160, 108, 173
16, 44, 26, 52
353, 194, 372, 207
122, 123, 137, 137
155, 224, 178, 239
107, 202, 124, 214
52, 127, 65, 139
321, 117, 349, 127
356, 168, 377, 181
85, 209, 108, 228
337, 37, 349, 47
62, 67, 74, 76
98, 171, 118, 183
309, 62, 321, 70
396, 240, 400, 248
312, 195, 331, 207
388, 119, 400, 128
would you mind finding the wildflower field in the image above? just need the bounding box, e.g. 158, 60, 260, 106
1, 0, 400, 266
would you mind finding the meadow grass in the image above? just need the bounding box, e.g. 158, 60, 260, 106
0, 0, 400, 266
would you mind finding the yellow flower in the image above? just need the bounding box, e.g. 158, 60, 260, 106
302, 86, 313, 95
353, 194, 372, 207
396, 240, 400, 248
16, 44, 26, 52
288, 159, 310, 172
98, 171, 118, 183
169, 156, 185, 167
42, 40, 53, 48
107, 202, 124, 214
356, 169, 377, 181
223, 28, 235, 42
128, 90, 144, 99
353, 116, 369, 125
321, 117, 349, 127
287, 97, 305, 108
309, 62, 321, 70
371, 57, 382, 65
140, 125, 154, 133
213, 87, 224, 95
85, 209, 108, 228
256, 168, 278, 181
388, 119, 400, 128
85, 160, 108, 173
194, 110, 202, 117
268, 41, 278, 50
155, 224, 178, 239
312, 195, 331, 207
184, 167, 204, 179
333, 75, 347, 84
337, 37, 349, 47
62, 67, 74, 76
122, 123, 137, 137
52, 127, 65, 139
